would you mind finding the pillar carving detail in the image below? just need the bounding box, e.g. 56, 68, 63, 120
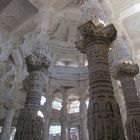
0, 100, 15, 140
113, 62, 140, 140
15, 32, 51, 140
81, 0, 107, 24
75, 21, 125, 140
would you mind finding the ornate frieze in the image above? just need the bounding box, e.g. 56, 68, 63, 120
75, 21, 125, 140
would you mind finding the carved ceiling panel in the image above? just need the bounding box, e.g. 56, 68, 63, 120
0, 0, 38, 32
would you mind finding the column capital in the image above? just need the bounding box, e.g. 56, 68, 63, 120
112, 62, 139, 79
26, 32, 51, 73
75, 21, 117, 53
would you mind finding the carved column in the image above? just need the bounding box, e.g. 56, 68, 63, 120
61, 87, 68, 140
43, 94, 53, 140
0, 100, 15, 140
79, 95, 88, 140
75, 21, 125, 140
15, 32, 51, 140
113, 63, 140, 140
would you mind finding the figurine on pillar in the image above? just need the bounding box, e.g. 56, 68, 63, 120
75, 21, 125, 140
15, 30, 51, 140
113, 62, 140, 140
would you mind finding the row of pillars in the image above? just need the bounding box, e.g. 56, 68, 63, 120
76, 20, 140, 140
0, 87, 88, 140
43, 87, 88, 140
60, 87, 88, 140
0, 24, 140, 140
0, 1, 140, 139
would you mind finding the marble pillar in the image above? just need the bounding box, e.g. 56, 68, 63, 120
113, 62, 140, 140
43, 94, 53, 140
61, 87, 68, 140
75, 21, 125, 140
15, 32, 51, 140
79, 96, 88, 140
0, 100, 15, 140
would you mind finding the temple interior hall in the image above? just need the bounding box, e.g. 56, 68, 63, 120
0, 0, 140, 140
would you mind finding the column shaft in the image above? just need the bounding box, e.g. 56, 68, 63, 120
61, 88, 68, 140
75, 21, 125, 140
113, 63, 140, 140
15, 32, 51, 140
79, 97, 88, 140
43, 95, 53, 140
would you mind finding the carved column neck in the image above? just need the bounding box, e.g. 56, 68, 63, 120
81, 0, 107, 24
